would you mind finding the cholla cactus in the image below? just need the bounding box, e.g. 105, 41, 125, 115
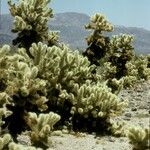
0, 134, 12, 150
25, 112, 60, 147
83, 13, 113, 66
108, 34, 135, 79
100, 34, 136, 91
15, 42, 127, 133
128, 126, 150, 150
83, 15, 138, 91
0, 44, 61, 148
8, 0, 57, 57
134, 55, 150, 80
109, 120, 127, 137
69, 81, 127, 133
47, 31, 60, 47
69, 81, 126, 118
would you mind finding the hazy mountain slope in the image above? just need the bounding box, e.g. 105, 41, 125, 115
0, 12, 150, 54
50, 12, 90, 27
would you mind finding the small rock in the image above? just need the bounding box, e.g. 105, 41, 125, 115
108, 137, 115, 142
92, 132, 96, 136
96, 137, 101, 140
131, 108, 137, 111
123, 117, 131, 121
96, 140, 101, 144
119, 138, 125, 142
134, 97, 141, 101
139, 105, 148, 109
62, 129, 69, 134
125, 112, 132, 118
51, 130, 63, 136
137, 88, 143, 92
127, 90, 132, 93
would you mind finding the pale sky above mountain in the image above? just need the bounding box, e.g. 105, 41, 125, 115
1, 0, 150, 30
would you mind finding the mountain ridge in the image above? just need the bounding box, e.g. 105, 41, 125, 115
0, 12, 150, 54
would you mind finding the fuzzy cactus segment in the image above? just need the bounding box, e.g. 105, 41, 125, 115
0, 45, 11, 90
128, 126, 150, 150
0, 92, 12, 128
25, 112, 60, 147
8, 0, 53, 33
0, 134, 12, 150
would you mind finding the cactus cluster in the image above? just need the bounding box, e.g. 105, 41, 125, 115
0, 0, 149, 149
18, 42, 127, 131
0, 4, 127, 147
108, 34, 135, 79
0, 40, 127, 149
0, 44, 62, 149
133, 54, 150, 80
83, 13, 150, 92
105, 34, 136, 90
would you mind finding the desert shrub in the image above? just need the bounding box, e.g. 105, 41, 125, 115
128, 126, 150, 150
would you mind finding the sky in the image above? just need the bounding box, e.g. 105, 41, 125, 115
0, 0, 150, 30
